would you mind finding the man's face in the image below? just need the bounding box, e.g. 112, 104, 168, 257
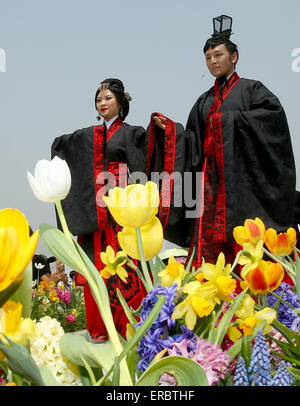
205, 44, 237, 78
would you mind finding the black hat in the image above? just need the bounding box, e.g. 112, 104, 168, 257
212, 15, 233, 40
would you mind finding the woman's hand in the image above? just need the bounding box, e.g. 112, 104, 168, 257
153, 115, 166, 130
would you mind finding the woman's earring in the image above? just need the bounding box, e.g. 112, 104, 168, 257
119, 107, 123, 118
96, 114, 101, 121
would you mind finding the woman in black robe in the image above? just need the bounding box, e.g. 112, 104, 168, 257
51, 78, 151, 341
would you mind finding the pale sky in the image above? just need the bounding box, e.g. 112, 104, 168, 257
1, 0, 299, 255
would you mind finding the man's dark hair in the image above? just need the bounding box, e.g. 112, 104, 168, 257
203, 36, 239, 66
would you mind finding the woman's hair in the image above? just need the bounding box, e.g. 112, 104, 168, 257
203, 36, 239, 66
95, 78, 131, 120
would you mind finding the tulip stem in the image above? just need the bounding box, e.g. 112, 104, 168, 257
135, 227, 154, 292
55, 200, 73, 242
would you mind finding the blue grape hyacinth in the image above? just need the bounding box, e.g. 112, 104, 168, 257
272, 361, 295, 386
233, 356, 249, 386
248, 328, 273, 386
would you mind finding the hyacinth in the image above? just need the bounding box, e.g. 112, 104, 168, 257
267, 282, 300, 331
158, 372, 178, 386
167, 337, 231, 386
136, 285, 196, 372
30, 316, 81, 386
136, 285, 178, 330
233, 356, 249, 386
272, 361, 295, 386
248, 328, 273, 386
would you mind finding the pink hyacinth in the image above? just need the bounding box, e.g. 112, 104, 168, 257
63, 290, 71, 305
66, 314, 75, 323
55, 287, 63, 300
167, 337, 231, 385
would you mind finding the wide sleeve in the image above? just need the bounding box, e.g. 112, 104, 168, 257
220, 80, 296, 231
51, 126, 99, 236
145, 113, 196, 247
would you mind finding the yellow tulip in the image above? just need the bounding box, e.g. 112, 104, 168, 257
0, 301, 39, 358
117, 216, 163, 261
233, 217, 266, 246
241, 259, 284, 294
265, 227, 297, 256
158, 256, 187, 288
103, 181, 159, 228
0, 208, 39, 292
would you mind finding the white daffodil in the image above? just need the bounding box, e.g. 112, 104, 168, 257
27, 156, 71, 203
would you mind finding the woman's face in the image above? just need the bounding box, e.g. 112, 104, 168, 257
96, 89, 121, 122
205, 44, 237, 79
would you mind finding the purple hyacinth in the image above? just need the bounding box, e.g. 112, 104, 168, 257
233, 356, 249, 386
135, 285, 195, 372
272, 361, 295, 386
248, 329, 273, 386
267, 282, 300, 331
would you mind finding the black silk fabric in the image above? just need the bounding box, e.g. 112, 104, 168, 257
51, 122, 148, 238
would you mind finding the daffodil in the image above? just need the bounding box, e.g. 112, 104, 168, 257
238, 240, 264, 277
0, 301, 39, 358
227, 324, 242, 342
0, 208, 39, 292
103, 181, 160, 228
265, 227, 297, 256
200, 252, 236, 303
241, 259, 284, 294
233, 217, 266, 246
158, 255, 187, 288
171, 280, 216, 329
99, 245, 128, 283
27, 156, 71, 203
117, 216, 163, 261
172, 293, 214, 330
235, 294, 276, 336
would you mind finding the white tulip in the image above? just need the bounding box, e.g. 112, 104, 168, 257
27, 156, 71, 203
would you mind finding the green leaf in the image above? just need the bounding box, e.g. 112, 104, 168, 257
0, 279, 24, 308
60, 331, 118, 371
289, 367, 300, 382
136, 356, 208, 386
116, 288, 138, 327
39, 365, 61, 386
96, 295, 166, 386
0, 337, 45, 386
210, 289, 248, 346
241, 335, 252, 369
10, 262, 32, 318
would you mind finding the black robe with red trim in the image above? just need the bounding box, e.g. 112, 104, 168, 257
51, 117, 150, 338
148, 72, 296, 268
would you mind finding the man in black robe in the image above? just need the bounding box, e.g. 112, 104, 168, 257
151, 16, 296, 269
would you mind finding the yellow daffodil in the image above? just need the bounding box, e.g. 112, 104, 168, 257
100, 245, 128, 283
172, 293, 214, 330
235, 294, 276, 336
118, 216, 163, 261
233, 217, 266, 246
103, 181, 160, 228
200, 252, 236, 303
0, 301, 39, 358
0, 208, 39, 292
265, 227, 297, 256
241, 259, 284, 294
158, 256, 187, 288
238, 240, 264, 277
171, 280, 216, 329
227, 324, 242, 342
